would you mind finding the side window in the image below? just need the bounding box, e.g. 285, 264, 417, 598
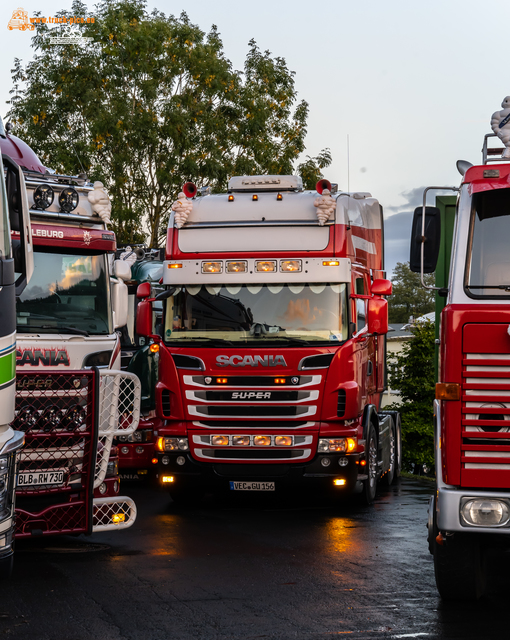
354, 276, 366, 332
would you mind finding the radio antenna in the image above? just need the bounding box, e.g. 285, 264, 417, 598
347, 134, 350, 193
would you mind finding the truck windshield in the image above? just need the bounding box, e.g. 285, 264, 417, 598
163, 283, 348, 344
16, 250, 111, 334
466, 189, 510, 297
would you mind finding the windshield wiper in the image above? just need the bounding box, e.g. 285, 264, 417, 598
170, 337, 234, 345
18, 324, 89, 336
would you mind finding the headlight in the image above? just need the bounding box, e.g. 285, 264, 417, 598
156, 437, 189, 452
318, 438, 357, 453
58, 187, 79, 212
33, 184, 54, 210
461, 498, 510, 527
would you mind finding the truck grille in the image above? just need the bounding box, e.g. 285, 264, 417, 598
12, 371, 97, 537
461, 348, 510, 486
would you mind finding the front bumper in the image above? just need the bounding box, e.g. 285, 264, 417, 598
156, 450, 363, 492
437, 486, 510, 535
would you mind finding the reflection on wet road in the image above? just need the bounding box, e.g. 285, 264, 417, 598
2, 479, 510, 639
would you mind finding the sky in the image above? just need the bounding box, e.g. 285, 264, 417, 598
1, 0, 509, 278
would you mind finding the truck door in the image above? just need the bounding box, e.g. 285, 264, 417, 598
352, 272, 376, 398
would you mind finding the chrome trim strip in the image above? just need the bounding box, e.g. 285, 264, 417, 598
191, 420, 317, 430
185, 390, 319, 404
193, 448, 313, 461
182, 375, 322, 388
188, 405, 317, 419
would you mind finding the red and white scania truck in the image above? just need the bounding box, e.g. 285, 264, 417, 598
0, 128, 140, 538
136, 175, 401, 503
412, 133, 510, 599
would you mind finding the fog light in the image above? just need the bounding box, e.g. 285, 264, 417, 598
280, 260, 301, 273
338, 457, 348, 467
202, 261, 222, 273
333, 479, 346, 486
275, 436, 293, 446
321, 458, 331, 467
232, 436, 250, 446
121, 446, 129, 455
176, 456, 186, 466
253, 435, 271, 446
255, 261, 276, 272
136, 446, 144, 454
98, 482, 107, 495
226, 261, 247, 273
461, 498, 510, 527
162, 455, 170, 465
212, 435, 229, 446
162, 475, 174, 483
112, 513, 125, 524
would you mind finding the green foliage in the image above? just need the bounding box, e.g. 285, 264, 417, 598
297, 149, 332, 190
388, 261, 435, 323
8, 0, 331, 245
386, 321, 435, 472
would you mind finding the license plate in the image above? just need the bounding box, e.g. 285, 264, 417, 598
229, 481, 275, 491
17, 470, 65, 487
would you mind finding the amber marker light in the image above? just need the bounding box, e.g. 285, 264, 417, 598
151, 458, 158, 464
360, 459, 366, 467
228, 194, 234, 202
156, 437, 165, 452
216, 378, 228, 384
323, 260, 340, 266
252, 194, 258, 201
112, 513, 126, 524
436, 383, 461, 401
346, 438, 357, 452
276, 193, 283, 201
149, 343, 160, 354
333, 479, 346, 486
162, 476, 175, 483
274, 378, 286, 384
168, 263, 183, 269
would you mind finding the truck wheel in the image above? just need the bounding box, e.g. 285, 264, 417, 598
382, 419, 396, 486
434, 535, 487, 600
359, 424, 378, 505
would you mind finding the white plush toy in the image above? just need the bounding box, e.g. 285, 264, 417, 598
491, 96, 510, 159
88, 181, 112, 223
313, 188, 336, 226
171, 192, 193, 228
119, 246, 137, 267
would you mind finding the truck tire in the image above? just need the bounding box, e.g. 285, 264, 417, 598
382, 418, 396, 486
359, 423, 378, 505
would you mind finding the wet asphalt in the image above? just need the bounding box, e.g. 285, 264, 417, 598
2, 478, 510, 639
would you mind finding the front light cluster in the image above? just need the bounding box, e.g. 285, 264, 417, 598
14, 404, 87, 433
318, 437, 357, 453
117, 429, 152, 444
156, 437, 189, 452
461, 498, 510, 527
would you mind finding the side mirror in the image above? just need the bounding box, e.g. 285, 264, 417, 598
111, 278, 128, 328
410, 206, 441, 274
371, 278, 392, 296
113, 259, 132, 281
154, 287, 176, 301
136, 299, 152, 337
137, 282, 151, 299
2, 154, 34, 295
367, 298, 388, 335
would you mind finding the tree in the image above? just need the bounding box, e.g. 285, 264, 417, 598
388, 261, 435, 323
386, 321, 435, 472
8, 0, 331, 245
